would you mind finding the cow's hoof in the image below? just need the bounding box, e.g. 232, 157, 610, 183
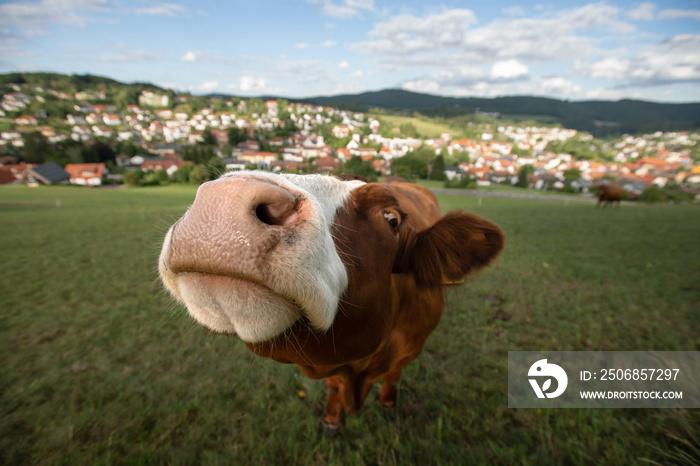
320, 421, 340, 437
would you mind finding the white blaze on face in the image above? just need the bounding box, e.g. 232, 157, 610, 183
159, 171, 365, 342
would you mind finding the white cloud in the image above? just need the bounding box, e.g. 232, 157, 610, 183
192, 80, 219, 94
627, 2, 656, 21
237, 75, 283, 95
401, 78, 442, 95
350, 70, 364, 78
345, 0, 374, 10
489, 60, 529, 81
295, 43, 310, 49
576, 34, 700, 86
355, 4, 634, 63
181, 51, 197, 62
0, 0, 109, 35
503, 6, 525, 17
135, 3, 188, 17
661, 9, 700, 21
536, 77, 583, 97
356, 9, 477, 55
322, 40, 337, 47
575, 57, 629, 80
239, 75, 267, 92
332, 82, 367, 94
99, 50, 163, 63
307, 0, 374, 19
338, 60, 349, 68
401, 74, 584, 100
179, 50, 235, 65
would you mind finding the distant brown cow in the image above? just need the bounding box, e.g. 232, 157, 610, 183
159, 171, 504, 430
597, 182, 624, 208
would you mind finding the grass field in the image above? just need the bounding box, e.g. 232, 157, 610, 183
371, 114, 465, 139
1, 184, 699, 465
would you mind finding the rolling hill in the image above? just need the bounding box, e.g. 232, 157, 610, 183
302, 89, 700, 136
3, 72, 699, 135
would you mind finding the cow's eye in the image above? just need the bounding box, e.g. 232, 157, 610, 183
383, 211, 400, 229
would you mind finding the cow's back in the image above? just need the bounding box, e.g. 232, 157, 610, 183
598, 183, 624, 205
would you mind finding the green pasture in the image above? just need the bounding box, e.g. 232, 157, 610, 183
1, 184, 698, 465
372, 114, 465, 139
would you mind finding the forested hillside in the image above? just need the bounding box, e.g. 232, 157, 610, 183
303, 90, 700, 136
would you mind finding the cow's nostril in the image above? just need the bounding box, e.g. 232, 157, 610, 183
255, 202, 299, 227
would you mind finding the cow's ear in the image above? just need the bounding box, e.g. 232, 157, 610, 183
394, 211, 504, 287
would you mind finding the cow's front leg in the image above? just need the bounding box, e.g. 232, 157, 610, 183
380, 370, 402, 408
322, 370, 362, 432
322, 376, 344, 431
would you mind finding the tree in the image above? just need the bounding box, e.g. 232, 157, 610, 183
343, 156, 377, 182
414, 144, 436, 162
430, 154, 447, 181
228, 126, 246, 146
206, 156, 226, 179
563, 168, 582, 181
154, 169, 169, 184
391, 153, 428, 180
170, 163, 193, 184
189, 164, 210, 185
516, 164, 534, 188
202, 129, 216, 146
124, 170, 142, 186
82, 141, 116, 164
22, 132, 52, 163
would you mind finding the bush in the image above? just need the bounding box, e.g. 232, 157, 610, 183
170, 164, 194, 184
124, 170, 142, 186
444, 176, 477, 189
189, 164, 211, 185
640, 186, 667, 203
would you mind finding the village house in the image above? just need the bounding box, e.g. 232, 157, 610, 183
0, 162, 36, 184
71, 125, 92, 141
238, 152, 278, 166
22, 162, 70, 185
335, 148, 352, 162
66, 114, 87, 125
139, 91, 169, 108
332, 125, 351, 138
141, 160, 192, 176
103, 114, 122, 126
15, 115, 38, 125
265, 100, 279, 115
64, 163, 108, 186
313, 156, 338, 173
91, 126, 114, 138
155, 109, 173, 120
268, 137, 285, 147
85, 113, 101, 125
359, 147, 378, 162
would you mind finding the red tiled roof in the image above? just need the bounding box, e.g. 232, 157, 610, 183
64, 163, 105, 180
0, 167, 17, 184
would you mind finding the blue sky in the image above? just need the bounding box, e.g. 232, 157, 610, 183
1, 0, 699, 102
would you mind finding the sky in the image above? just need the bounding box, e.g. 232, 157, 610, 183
1, 0, 699, 103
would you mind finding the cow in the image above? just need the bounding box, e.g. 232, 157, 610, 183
158, 171, 504, 431
596, 182, 624, 208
